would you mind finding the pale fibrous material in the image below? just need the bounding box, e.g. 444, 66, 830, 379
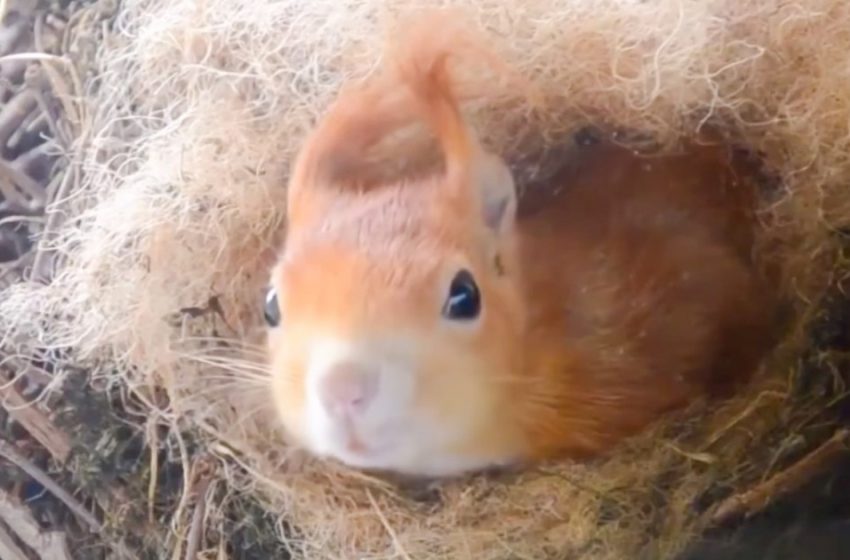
2, 1, 849, 558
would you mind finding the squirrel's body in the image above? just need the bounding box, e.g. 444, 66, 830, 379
265, 14, 776, 477
508, 141, 773, 461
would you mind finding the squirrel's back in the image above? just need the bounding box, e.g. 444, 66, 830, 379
512, 138, 776, 459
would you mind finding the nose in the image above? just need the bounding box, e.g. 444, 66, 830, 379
318, 361, 379, 417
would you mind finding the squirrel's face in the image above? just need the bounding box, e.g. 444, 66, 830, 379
266, 170, 523, 477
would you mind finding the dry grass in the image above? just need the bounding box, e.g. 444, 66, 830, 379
2, 0, 850, 558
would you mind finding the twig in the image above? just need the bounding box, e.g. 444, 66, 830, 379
185, 459, 212, 560
0, 438, 102, 532
366, 489, 412, 560
9, 48, 89, 284
0, 488, 72, 560
0, 523, 29, 560
147, 416, 160, 524
31, 100, 86, 282
0, 53, 86, 134
0, 382, 72, 463
169, 420, 192, 537
710, 428, 850, 525
30, 165, 73, 282
2, 359, 54, 387
0, 89, 36, 145
0, 255, 28, 288
183, 476, 211, 560
703, 389, 786, 449
0, 157, 44, 202
27, 64, 71, 149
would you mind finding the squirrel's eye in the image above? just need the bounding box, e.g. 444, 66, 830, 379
264, 288, 281, 328
442, 269, 481, 321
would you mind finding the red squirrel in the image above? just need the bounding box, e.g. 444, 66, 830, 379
263, 15, 776, 477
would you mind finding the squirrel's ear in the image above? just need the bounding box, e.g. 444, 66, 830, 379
285, 78, 414, 231
474, 150, 517, 236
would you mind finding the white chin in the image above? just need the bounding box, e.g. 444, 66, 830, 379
314, 434, 505, 478
310, 427, 403, 470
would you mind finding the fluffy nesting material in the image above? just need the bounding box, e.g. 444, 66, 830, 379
3, 0, 850, 558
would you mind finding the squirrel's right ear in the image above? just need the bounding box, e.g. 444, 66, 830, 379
474, 150, 517, 237
285, 79, 415, 231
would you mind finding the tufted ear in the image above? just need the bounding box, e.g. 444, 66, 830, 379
474, 149, 517, 237
285, 78, 415, 232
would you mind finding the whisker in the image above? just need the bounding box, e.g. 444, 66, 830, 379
178, 349, 256, 359
190, 372, 271, 381
170, 379, 268, 392
232, 403, 276, 430
175, 346, 271, 363
178, 368, 271, 386
197, 368, 271, 383
195, 356, 271, 375
179, 334, 264, 343
487, 375, 533, 385
178, 351, 269, 368
177, 355, 272, 378
188, 347, 270, 360
171, 382, 270, 402
188, 375, 270, 387
194, 376, 270, 389
191, 362, 271, 379
177, 336, 268, 352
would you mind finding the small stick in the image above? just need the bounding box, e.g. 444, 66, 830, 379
0, 523, 29, 560
0, 54, 83, 129
367, 489, 412, 560
0, 488, 72, 560
2, 359, 54, 386
710, 428, 850, 525
0, 89, 37, 145
147, 417, 160, 524
30, 166, 72, 282
27, 65, 71, 149
183, 475, 212, 560
0, 439, 102, 532
169, 422, 192, 537
0, 382, 72, 464
0, 158, 44, 203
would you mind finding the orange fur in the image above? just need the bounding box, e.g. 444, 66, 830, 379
267, 13, 778, 476
286, 9, 533, 229
511, 140, 777, 460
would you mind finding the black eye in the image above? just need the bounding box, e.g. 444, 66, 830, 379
442, 269, 481, 321
264, 288, 281, 328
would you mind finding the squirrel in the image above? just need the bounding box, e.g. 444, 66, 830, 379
263, 14, 776, 477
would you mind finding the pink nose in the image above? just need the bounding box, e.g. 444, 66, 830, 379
318, 362, 379, 417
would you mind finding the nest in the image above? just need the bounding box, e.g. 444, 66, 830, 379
1, 0, 850, 558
